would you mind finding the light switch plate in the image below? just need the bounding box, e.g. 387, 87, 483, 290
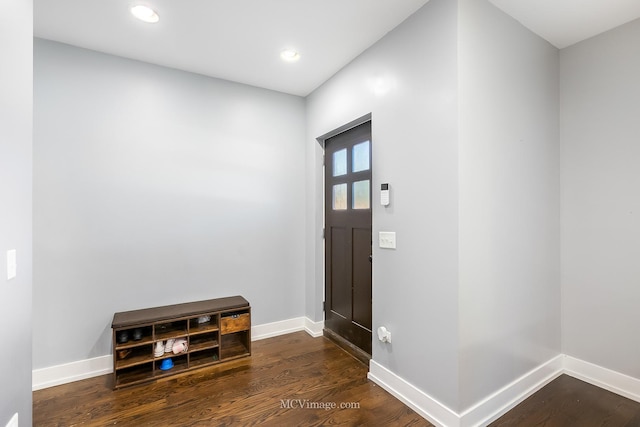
379, 232, 396, 249
7, 250, 16, 280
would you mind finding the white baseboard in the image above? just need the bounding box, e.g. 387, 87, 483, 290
304, 317, 325, 337
369, 354, 640, 427
252, 317, 307, 341
252, 316, 324, 340
563, 355, 640, 403
32, 316, 324, 391
368, 360, 460, 427
459, 355, 563, 426
32, 355, 112, 391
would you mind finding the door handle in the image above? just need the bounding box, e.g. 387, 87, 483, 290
369, 254, 372, 263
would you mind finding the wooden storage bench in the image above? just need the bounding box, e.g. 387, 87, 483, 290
111, 295, 251, 389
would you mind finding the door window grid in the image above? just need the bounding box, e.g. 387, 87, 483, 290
330, 141, 371, 211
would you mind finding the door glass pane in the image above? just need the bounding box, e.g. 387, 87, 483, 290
352, 180, 370, 209
332, 183, 347, 210
333, 149, 347, 177
352, 141, 370, 173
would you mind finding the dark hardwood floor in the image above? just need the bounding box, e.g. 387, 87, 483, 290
490, 374, 640, 427
34, 332, 640, 426
33, 331, 430, 426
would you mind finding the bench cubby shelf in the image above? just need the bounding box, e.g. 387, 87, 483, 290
111, 295, 251, 389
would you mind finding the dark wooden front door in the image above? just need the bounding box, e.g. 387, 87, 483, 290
324, 121, 372, 355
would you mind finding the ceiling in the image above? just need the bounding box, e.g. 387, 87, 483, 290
34, 0, 640, 97
488, 0, 640, 49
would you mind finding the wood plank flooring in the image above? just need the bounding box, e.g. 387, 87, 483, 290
33, 332, 430, 426
34, 332, 640, 426
490, 374, 640, 427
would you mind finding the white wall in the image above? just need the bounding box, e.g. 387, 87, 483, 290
0, 0, 33, 425
457, 0, 561, 411
561, 18, 640, 378
306, 0, 461, 410
33, 39, 306, 369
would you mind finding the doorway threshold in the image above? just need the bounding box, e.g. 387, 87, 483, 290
323, 328, 371, 367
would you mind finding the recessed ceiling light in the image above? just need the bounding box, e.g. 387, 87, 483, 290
131, 5, 159, 23
280, 49, 301, 63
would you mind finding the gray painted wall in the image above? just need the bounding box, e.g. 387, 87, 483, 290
458, 0, 561, 411
30, 1, 640, 419
0, 0, 33, 425
33, 39, 306, 369
307, 0, 561, 413
561, 19, 640, 378
306, 0, 461, 410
